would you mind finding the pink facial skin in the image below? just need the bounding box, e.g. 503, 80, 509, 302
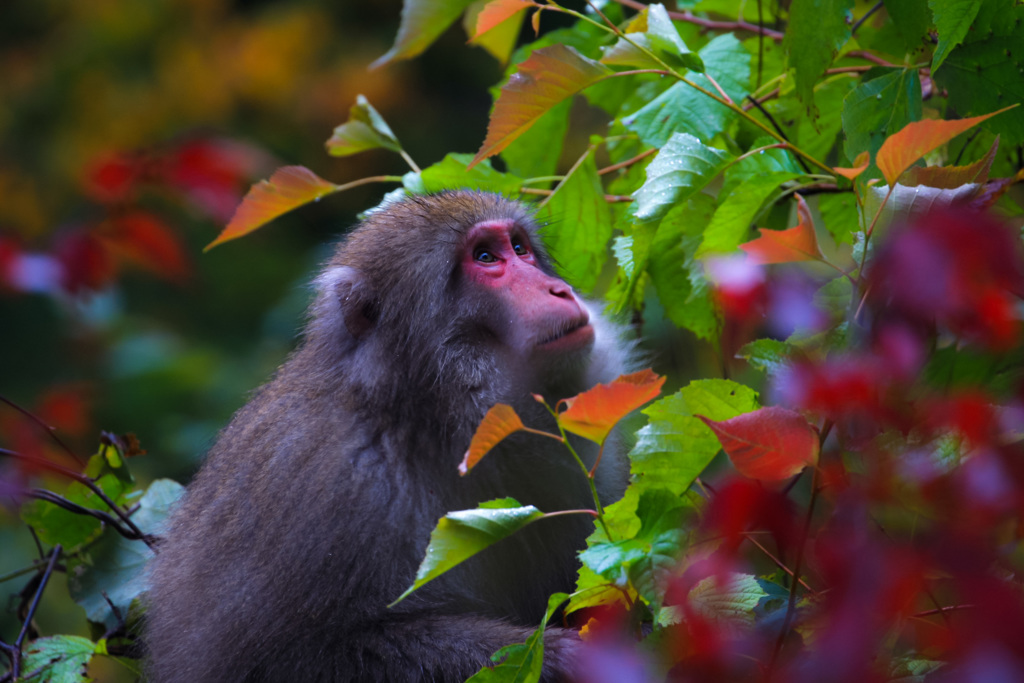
462, 220, 593, 354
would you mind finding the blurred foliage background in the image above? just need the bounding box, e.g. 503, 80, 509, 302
0, 0, 512, 478
0, 0, 525, 662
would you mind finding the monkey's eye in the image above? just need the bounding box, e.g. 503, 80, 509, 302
475, 249, 497, 263
512, 241, 529, 257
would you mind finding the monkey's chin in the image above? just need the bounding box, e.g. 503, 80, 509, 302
534, 323, 595, 354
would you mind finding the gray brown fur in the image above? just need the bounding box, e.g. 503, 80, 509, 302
144, 192, 630, 682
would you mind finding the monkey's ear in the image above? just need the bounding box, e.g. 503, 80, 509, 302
317, 266, 376, 339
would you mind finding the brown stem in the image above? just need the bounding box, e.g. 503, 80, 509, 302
613, 0, 784, 40
598, 148, 657, 175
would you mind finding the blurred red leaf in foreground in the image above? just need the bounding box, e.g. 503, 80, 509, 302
697, 406, 820, 481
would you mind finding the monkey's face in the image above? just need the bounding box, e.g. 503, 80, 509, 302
459, 218, 595, 365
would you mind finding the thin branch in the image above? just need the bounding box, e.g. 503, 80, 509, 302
851, 1, 883, 36
0, 448, 156, 551
952, 129, 982, 166
743, 87, 780, 110
613, 0, 785, 40
845, 50, 895, 68
767, 466, 821, 674
520, 187, 632, 202
27, 489, 155, 544
913, 604, 975, 619
537, 144, 598, 210
744, 95, 812, 174
584, 0, 621, 34
743, 533, 815, 593
0, 395, 85, 466
542, 508, 600, 519
10, 546, 62, 680
703, 72, 734, 105
398, 151, 421, 175
598, 148, 657, 175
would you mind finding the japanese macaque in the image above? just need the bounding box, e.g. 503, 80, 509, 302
145, 191, 631, 682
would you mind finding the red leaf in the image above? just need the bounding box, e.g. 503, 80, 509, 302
557, 369, 665, 444
83, 154, 140, 203
206, 166, 340, 251
36, 387, 90, 437
471, 45, 611, 168
697, 406, 819, 482
55, 230, 116, 294
739, 194, 823, 265
0, 238, 20, 289
104, 212, 190, 283
459, 404, 525, 475
876, 106, 1016, 187
164, 139, 266, 222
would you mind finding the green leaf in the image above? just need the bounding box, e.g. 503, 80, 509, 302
681, 378, 760, 422
579, 490, 687, 604
889, 656, 946, 682
391, 504, 545, 604
21, 635, 96, 683
628, 380, 758, 497
534, 152, 611, 292
647, 195, 718, 341
688, 573, 767, 630
796, 76, 856, 163
373, 0, 478, 67
696, 171, 803, 257
630, 394, 717, 497
500, 100, 570, 180
466, 593, 568, 683
21, 448, 133, 551
884, 0, 931, 54
928, 0, 982, 71
818, 191, 862, 245
737, 338, 799, 375
783, 0, 854, 112
417, 154, 523, 194
842, 68, 922, 165
68, 479, 184, 629
933, 1, 1024, 146
601, 4, 704, 72
623, 34, 750, 147
632, 133, 733, 225
325, 95, 403, 157
473, 45, 612, 166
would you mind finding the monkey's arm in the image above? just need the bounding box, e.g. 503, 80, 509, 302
336, 612, 581, 682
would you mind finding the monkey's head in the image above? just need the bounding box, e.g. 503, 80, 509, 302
305, 191, 598, 416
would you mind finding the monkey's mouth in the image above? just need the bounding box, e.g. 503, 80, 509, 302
536, 316, 594, 351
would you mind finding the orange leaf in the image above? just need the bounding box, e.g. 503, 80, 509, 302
697, 406, 819, 482
205, 166, 339, 251
470, 44, 612, 168
739, 194, 823, 265
459, 404, 525, 475
472, 0, 534, 38
899, 136, 999, 189
557, 369, 665, 444
833, 151, 869, 180
876, 106, 1017, 187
